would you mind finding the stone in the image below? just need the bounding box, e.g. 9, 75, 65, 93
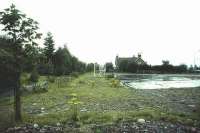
137, 118, 145, 124
191, 127, 196, 132
56, 122, 61, 126
188, 105, 195, 108
80, 108, 87, 112
33, 123, 39, 128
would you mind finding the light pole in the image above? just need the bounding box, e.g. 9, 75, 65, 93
194, 50, 200, 70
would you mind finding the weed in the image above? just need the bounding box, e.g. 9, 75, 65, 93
68, 93, 83, 122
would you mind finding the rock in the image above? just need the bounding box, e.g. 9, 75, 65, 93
32, 103, 37, 106
137, 118, 145, 124
57, 122, 61, 126
180, 99, 185, 104
188, 105, 195, 108
80, 108, 87, 112
14, 126, 21, 130
33, 123, 39, 128
41, 107, 45, 110
191, 127, 196, 132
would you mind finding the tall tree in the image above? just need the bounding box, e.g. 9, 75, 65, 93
0, 4, 41, 122
43, 32, 55, 63
105, 62, 114, 72
54, 45, 72, 75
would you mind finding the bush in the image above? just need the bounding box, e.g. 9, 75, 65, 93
68, 93, 83, 122
29, 69, 39, 83
70, 72, 79, 78
105, 73, 114, 79
111, 79, 120, 88
20, 73, 29, 85
47, 76, 55, 83
33, 82, 48, 93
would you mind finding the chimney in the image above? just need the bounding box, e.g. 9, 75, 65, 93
138, 53, 141, 58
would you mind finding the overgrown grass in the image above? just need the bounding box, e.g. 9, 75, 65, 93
1, 73, 199, 128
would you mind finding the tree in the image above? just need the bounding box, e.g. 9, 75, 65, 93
0, 36, 16, 90
86, 63, 94, 72
162, 60, 170, 66
54, 45, 72, 75
0, 4, 41, 122
43, 32, 55, 63
105, 62, 114, 72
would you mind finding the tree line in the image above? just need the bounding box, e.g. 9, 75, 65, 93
105, 60, 195, 74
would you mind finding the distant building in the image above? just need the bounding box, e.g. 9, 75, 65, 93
115, 53, 147, 69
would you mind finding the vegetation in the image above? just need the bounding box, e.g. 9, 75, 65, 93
68, 93, 83, 122
0, 3, 200, 132
117, 59, 189, 74
0, 4, 41, 122
105, 62, 114, 72
29, 68, 39, 83
43, 32, 55, 65
0, 73, 197, 128
0, 4, 87, 123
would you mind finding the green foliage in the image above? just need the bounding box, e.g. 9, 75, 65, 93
10, 73, 199, 127
71, 72, 79, 78
32, 82, 48, 93
20, 73, 29, 85
56, 77, 70, 88
90, 80, 95, 88
105, 73, 114, 79
54, 46, 72, 75
0, 38, 16, 89
0, 4, 41, 121
86, 63, 94, 72
29, 68, 39, 83
0, 4, 41, 51
86, 63, 99, 72
110, 79, 120, 88
68, 93, 83, 122
43, 32, 55, 65
105, 62, 114, 72
47, 76, 56, 83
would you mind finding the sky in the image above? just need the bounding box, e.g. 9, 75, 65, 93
0, 0, 200, 66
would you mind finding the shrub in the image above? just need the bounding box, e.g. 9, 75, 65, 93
111, 79, 120, 88
20, 73, 29, 85
47, 76, 55, 83
29, 69, 39, 83
70, 72, 79, 78
105, 73, 114, 79
68, 93, 83, 122
90, 80, 95, 88
78, 80, 85, 84
33, 82, 48, 93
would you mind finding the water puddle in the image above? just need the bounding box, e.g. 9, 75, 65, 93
120, 74, 200, 89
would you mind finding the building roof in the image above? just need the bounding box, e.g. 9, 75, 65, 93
115, 54, 147, 66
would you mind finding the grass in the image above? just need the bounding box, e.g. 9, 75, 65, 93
0, 72, 200, 129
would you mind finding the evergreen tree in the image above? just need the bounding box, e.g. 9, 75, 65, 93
43, 32, 55, 63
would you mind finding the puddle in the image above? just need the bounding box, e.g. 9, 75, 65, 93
120, 74, 200, 89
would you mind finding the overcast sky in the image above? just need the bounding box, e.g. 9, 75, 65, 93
1, 0, 200, 66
